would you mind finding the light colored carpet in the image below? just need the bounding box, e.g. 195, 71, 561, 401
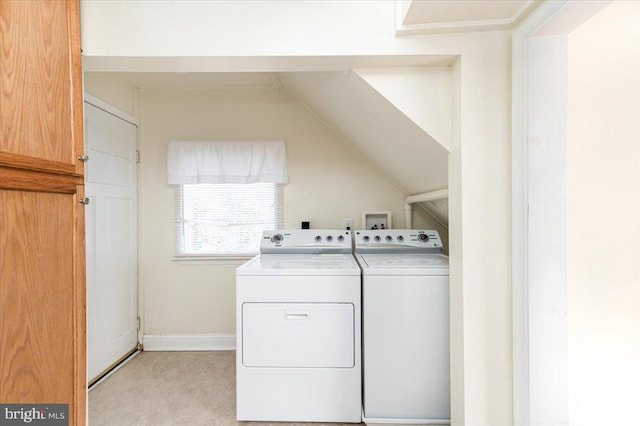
89, 351, 361, 426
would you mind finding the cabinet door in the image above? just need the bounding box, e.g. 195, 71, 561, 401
0, 178, 85, 426
0, 0, 84, 175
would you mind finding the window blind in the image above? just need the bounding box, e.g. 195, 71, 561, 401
175, 183, 284, 257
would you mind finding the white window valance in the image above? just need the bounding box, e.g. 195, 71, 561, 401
167, 140, 289, 185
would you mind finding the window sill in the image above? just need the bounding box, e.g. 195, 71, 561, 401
172, 255, 255, 265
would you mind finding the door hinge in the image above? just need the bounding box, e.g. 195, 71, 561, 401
137, 316, 141, 332
136, 150, 140, 164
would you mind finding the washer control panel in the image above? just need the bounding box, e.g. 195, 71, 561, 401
354, 229, 443, 254
261, 229, 352, 254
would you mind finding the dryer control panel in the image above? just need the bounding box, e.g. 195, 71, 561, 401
354, 229, 443, 254
261, 229, 352, 254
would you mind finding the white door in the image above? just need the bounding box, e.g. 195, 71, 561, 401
84, 102, 138, 383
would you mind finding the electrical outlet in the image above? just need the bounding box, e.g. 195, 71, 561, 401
343, 218, 352, 231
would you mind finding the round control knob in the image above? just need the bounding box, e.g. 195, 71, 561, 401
326, 235, 333, 242
397, 235, 404, 242
271, 233, 283, 243
363, 236, 370, 242
374, 235, 381, 242
385, 235, 393, 242
315, 235, 322, 242
337, 235, 344, 242
417, 233, 430, 242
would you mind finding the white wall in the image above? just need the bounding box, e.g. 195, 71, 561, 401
453, 38, 512, 426
80, 1, 397, 58
567, 2, 640, 425
138, 86, 439, 335
83, 73, 137, 118
80, 2, 513, 424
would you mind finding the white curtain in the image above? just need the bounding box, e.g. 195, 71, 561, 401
167, 140, 288, 185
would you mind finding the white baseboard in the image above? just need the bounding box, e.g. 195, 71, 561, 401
142, 334, 236, 351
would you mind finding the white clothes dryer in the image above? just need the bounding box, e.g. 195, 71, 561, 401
355, 229, 450, 425
236, 229, 361, 423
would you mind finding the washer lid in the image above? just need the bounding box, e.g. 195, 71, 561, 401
236, 254, 361, 276
357, 253, 449, 276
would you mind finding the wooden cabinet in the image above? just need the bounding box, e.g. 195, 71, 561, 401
0, 1, 86, 425
0, 0, 84, 176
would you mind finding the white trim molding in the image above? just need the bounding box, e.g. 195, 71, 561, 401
143, 334, 236, 351
396, 0, 542, 36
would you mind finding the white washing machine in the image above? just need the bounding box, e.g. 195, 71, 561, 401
355, 229, 450, 425
236, 229, 361, 423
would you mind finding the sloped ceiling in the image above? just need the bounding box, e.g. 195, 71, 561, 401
277, 71, 449, 196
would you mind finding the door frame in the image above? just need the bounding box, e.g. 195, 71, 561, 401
511, 2, 612, 425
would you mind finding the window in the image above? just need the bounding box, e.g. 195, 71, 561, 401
175, 183, 283, 258
168, 140, 287, 258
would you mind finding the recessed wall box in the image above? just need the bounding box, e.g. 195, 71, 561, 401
362, 211, 391, 230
